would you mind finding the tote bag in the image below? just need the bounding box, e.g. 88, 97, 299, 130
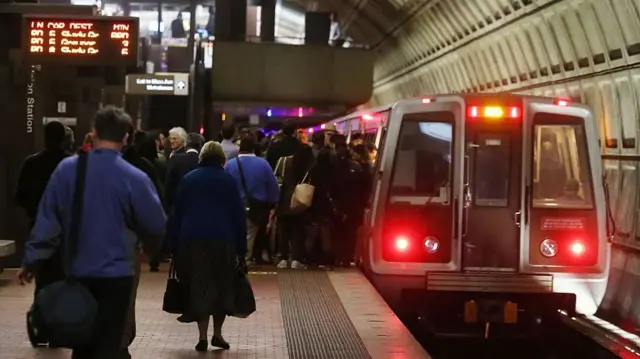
162, 259, 185, 314
290, 171, 314, 213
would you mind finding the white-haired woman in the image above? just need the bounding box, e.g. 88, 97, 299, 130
168, 126, 188, 157
170, 141, 247, 352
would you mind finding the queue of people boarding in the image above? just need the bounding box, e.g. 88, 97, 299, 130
12, 107, 376, 359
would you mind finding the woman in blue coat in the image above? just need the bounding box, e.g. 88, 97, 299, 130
170, 141, 247, 352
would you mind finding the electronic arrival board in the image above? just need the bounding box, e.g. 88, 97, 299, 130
22, 15, 139, 66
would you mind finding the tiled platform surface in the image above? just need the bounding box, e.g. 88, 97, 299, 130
0, 267, 430, 359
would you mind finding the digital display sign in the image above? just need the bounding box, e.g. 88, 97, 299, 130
23, 15, 139, 66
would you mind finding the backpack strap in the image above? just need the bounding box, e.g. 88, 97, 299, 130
65, 152, 88, 280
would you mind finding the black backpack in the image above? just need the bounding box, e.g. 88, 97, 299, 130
27, 152, 98, 348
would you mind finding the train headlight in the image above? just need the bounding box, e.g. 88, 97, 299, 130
540, 238, 558, 258
424, 237, 439, 253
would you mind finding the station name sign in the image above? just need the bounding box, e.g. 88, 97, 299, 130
125, 74, 189, 96
22, 15, 139, 66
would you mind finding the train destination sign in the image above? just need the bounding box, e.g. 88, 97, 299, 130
23, 15, 139, 65
125, 74, 189, 96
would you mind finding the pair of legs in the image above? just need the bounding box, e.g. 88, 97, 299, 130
71, 277, 133, 359
120, 253, 142, 358
195, 313, 228, 351
277, 215, 305, 265
305, 217, 333, 266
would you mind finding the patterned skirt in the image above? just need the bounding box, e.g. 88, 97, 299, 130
177, 239, 238, 322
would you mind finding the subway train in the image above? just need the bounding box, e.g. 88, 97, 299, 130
315, 94, 613, 335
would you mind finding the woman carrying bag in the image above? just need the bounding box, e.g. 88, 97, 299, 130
163, 141, 255, 352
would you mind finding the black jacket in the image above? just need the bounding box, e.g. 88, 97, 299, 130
266, 135, 300, 169
165, 150, 199, 209
14, 148, 70, 220
123, 147, 165, 206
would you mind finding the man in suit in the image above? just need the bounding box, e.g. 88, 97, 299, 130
156, 133, 205, 272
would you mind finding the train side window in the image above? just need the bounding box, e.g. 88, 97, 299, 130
532, 120, 594, 209
389, 113, 454, 205
474, 133, 511, 207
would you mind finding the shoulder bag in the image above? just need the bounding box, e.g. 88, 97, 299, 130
27, 152, 98, 349
290, 168, 315, 214
162, 258, 185, 314
236, 156, 271, 224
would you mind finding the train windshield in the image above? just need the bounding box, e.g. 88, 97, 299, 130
389, 112, 454, 204
532, 116, 594, 209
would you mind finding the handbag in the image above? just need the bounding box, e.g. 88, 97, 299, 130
162, 259, 184, 314
236, 156, 271, 223
27, 152, 98, 349
229, 269, 256, 319
290, 170, 315, 213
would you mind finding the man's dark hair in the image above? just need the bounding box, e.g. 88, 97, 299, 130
44, 121, 65, 149
282, 120, 297, 136
221, 123, 236, 140
311, 131, 326, 146
239, 134, 256, 153
186, 133, 205, 151
93, 106, 132, 142
330, 133, 346, 145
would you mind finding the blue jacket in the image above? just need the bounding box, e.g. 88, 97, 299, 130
224, 154, 280, 204
23, 149, 166, 278
170, 163, 247, 254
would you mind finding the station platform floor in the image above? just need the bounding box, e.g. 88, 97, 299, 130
0, 266, 431, 359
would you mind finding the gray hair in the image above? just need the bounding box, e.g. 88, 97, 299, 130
199, 141, 226, 166
168, 127, 188, 145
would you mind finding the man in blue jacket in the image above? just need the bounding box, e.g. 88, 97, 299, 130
17, 106, 166, 359
225, 136, 280, 264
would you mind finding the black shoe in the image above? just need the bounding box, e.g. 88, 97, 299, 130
195, 339, 208, 352
211, 335, 230, 349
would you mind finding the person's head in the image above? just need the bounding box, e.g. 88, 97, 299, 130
330, 133, 347, 151
83, 132, 95, 148
350, 133, 364, 147
152, 130, 165, 151
282, 119, 297, 137
255, 130, 265, 142
133, 130, 147, 147
297, 130, 308, 145
366, 143, 377, 162
168, 127, 188, 150
542, 141, 554, 153
199, 141, 226, 167
92, 106, 132, 150
239, 135, 256, 154
311, 131, 326, 148
43, 121, 66, 150
186, 132, 205, 152
351, 143, 369, 164
177, 12, 182, 19
63, 126, 75, 151
221, 123, 236, 141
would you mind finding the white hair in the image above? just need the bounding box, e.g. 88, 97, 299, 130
168, 127, 188, 145
199, 141, 226, 166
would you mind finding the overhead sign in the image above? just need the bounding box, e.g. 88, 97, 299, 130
23, 15, 139, 66
43, 117, 77, 126
125, 73, 189, 96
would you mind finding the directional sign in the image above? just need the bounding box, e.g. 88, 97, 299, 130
125, 73, 189, 96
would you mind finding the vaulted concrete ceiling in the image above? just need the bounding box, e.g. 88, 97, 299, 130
289, 0, 640, 109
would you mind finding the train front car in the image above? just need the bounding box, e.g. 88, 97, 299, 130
366, 95, 609, 337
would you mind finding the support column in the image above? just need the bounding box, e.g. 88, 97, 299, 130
260, 0, 275, 42
187, 0, 197, 55
215, 0, 247, 41
156, 2, 163, 44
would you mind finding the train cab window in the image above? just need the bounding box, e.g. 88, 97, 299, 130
390, 115, 453, 205
474, 133, 511, 207
532, 122, 594, 209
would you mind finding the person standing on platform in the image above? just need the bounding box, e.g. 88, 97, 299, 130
220, 123, 239, 160
63, 126, 75, 154
225, 136, 280, 265
265, 119, 300, 169
169, 141, 247, 352
14, 121, 70, 312
17, 106, 166, 359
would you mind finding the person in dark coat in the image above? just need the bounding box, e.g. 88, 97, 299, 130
165, 132, 205, 209
14, 121, 69, 302
265, 119, 300, 169
170, 141, 247, 352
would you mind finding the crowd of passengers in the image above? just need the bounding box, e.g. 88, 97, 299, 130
12, 106, 377, 359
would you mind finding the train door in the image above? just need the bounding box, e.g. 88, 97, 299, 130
462, 104, 523, 271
